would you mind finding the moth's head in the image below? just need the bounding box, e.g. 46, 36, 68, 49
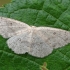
31, 26, 36, 28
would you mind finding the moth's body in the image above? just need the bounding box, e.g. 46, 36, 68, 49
0, 17, 70, 58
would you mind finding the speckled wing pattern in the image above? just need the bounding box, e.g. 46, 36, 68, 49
0, 17, 30, 38
28, 27, 70, 57
7, 28, 32, 54
0, 17, 70, 58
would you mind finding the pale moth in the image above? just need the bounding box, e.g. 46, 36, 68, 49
0, 17, 70, 58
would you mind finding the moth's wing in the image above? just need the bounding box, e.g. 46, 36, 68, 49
29, 27, 70, 58
37, 27, 70, 49
0, 17, 30, 38
7, 28, 31, 54
28, 27, 53, 58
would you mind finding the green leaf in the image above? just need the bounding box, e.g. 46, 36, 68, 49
0, 0, 70, 70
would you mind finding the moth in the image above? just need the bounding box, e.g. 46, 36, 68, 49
0, 17, 70, 58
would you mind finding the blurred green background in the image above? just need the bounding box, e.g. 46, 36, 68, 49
0, 0, 11, 7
